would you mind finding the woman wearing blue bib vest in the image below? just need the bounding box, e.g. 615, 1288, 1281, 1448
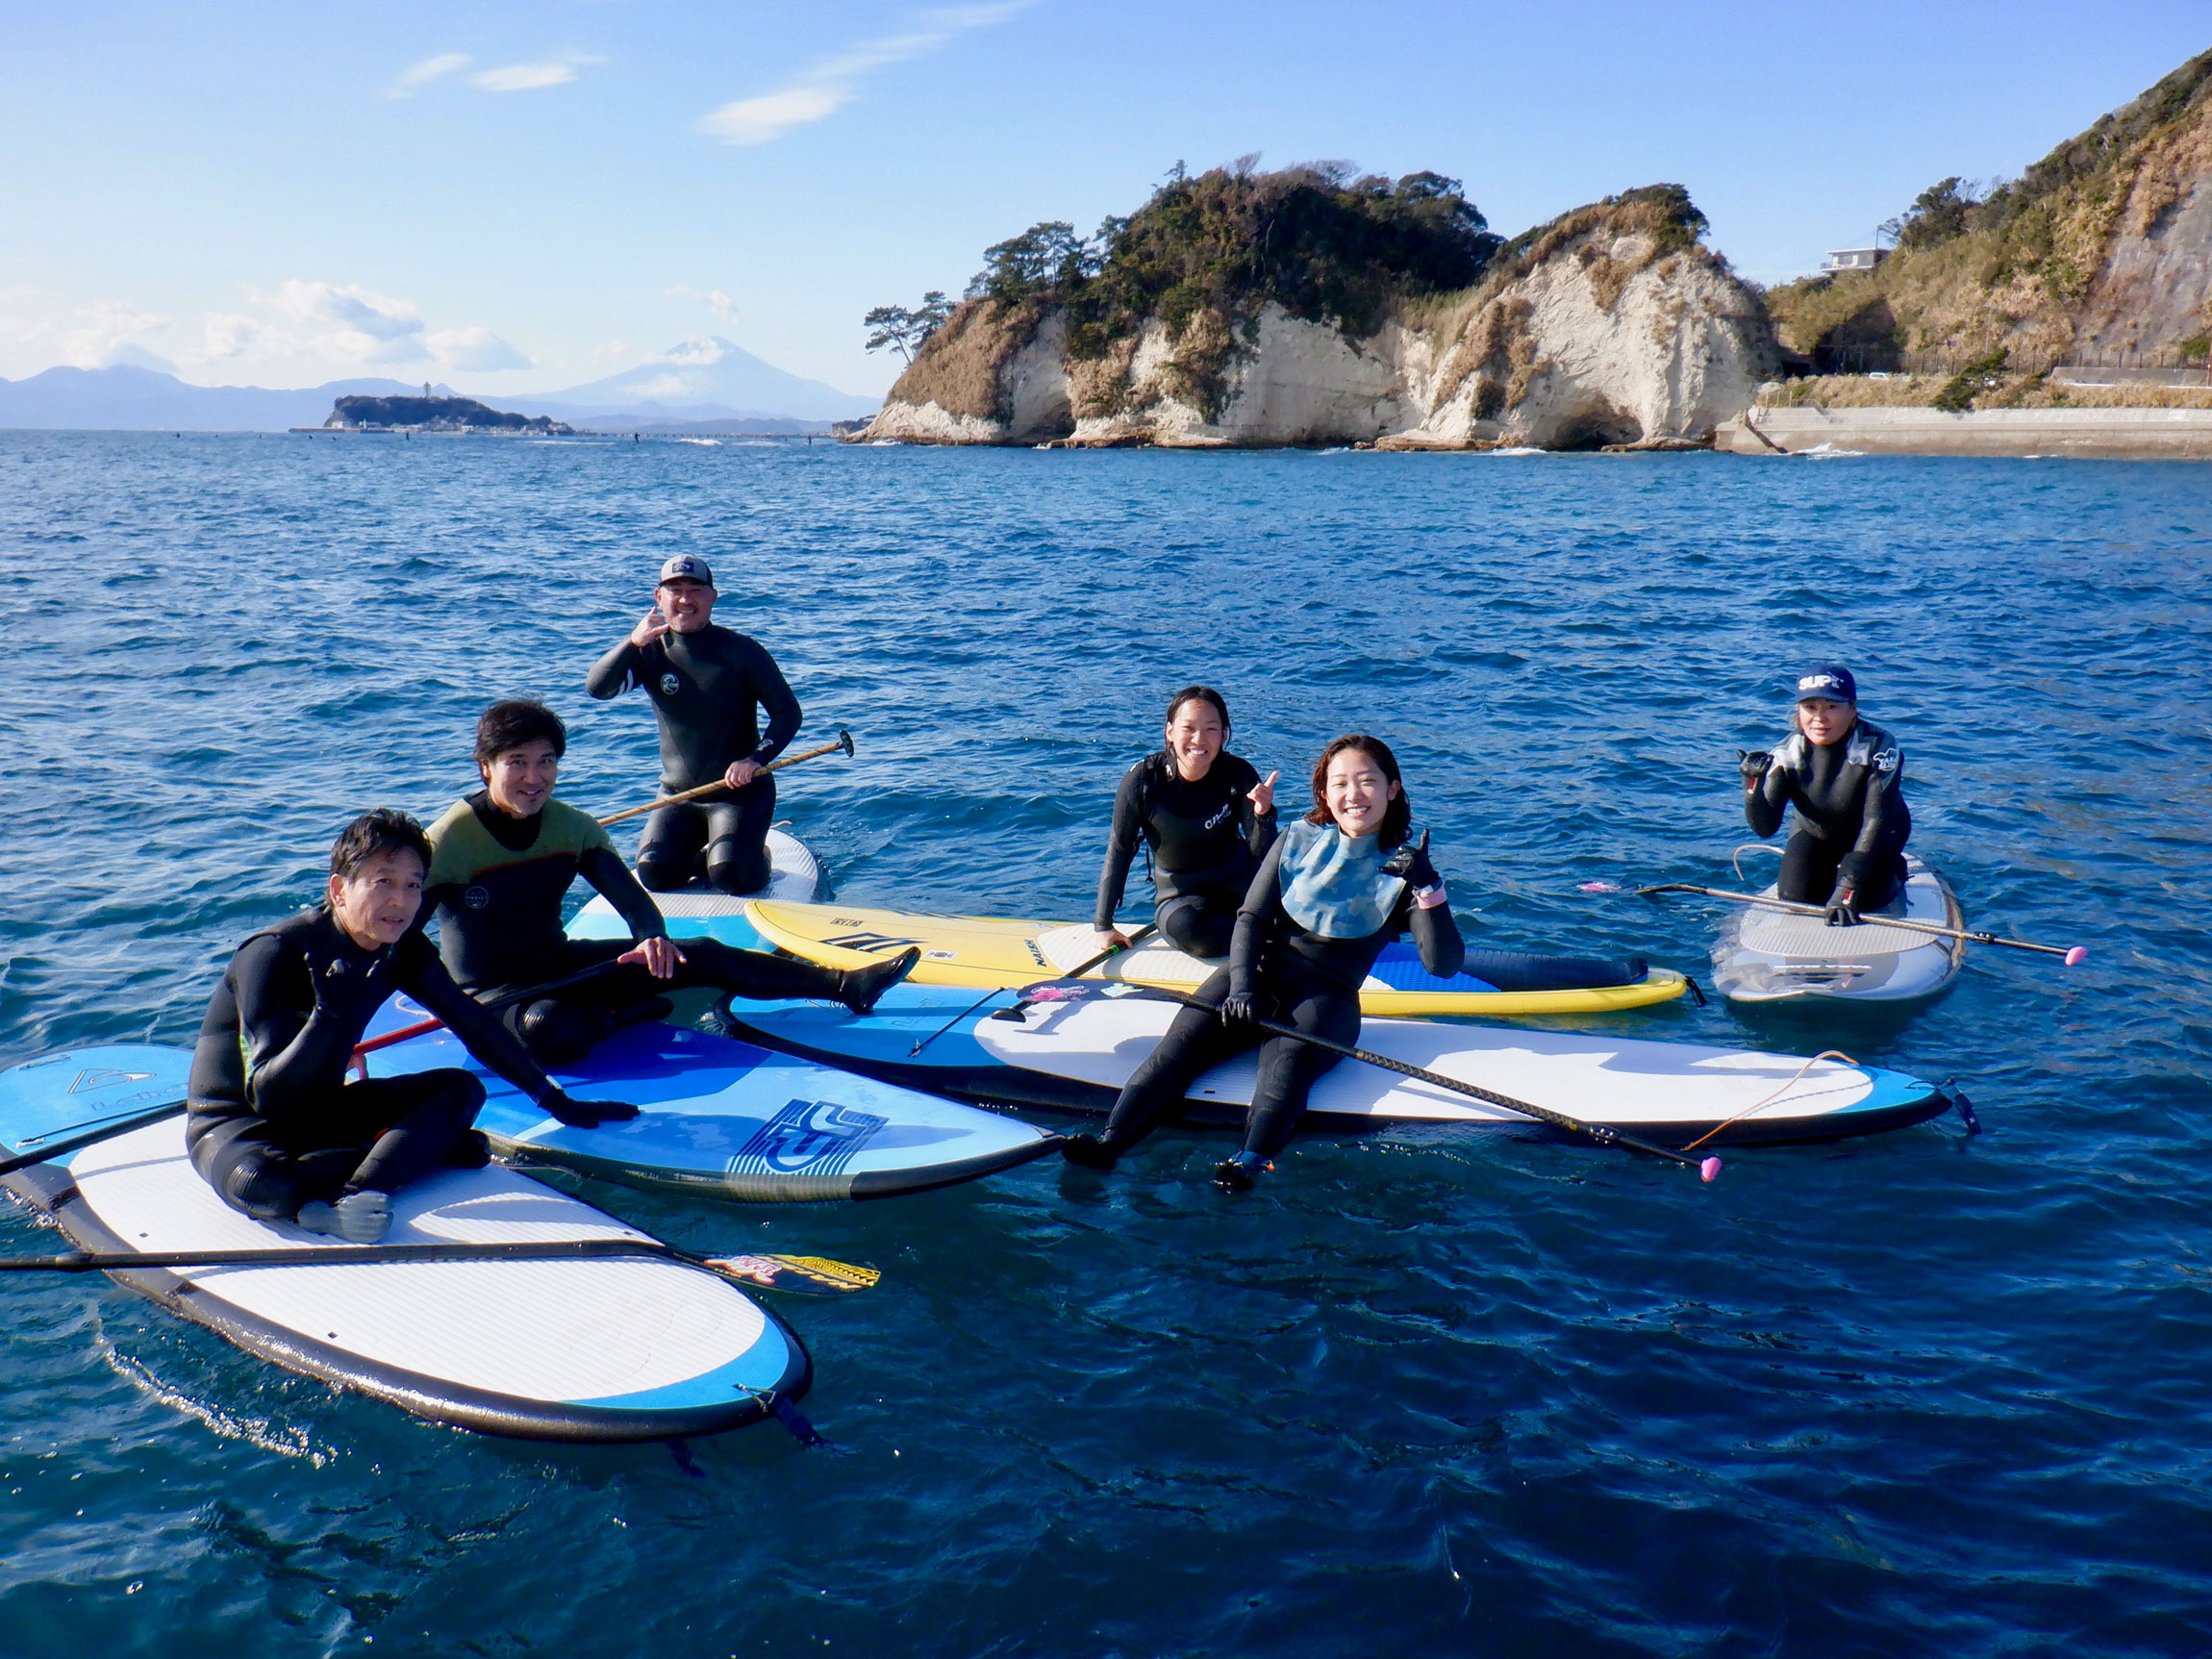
1064, 735, 1463, 1191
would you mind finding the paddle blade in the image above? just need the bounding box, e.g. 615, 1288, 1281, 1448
701, 1253, 880, 1295
1699, 1157, 1722, 1183
2064, 946, 2088, 967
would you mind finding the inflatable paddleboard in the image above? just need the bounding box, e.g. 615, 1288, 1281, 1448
359, 994, 1055, 1202
0, 1045, 808, 1442
1712, 855, 1966, 1003
720, 984, 1955, 1146
742, 899, 1690, 1017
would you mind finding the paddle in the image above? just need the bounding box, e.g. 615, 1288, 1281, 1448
599, 729, 856, 828
0, 1101, 189, 1180
1137, 986, 1722, 1179
1635, 883, 2088, 965
910, 924, 1157, 1057
0, 1238, 880, 1295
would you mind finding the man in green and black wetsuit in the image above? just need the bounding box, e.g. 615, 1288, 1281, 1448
421, 699, 916, 1066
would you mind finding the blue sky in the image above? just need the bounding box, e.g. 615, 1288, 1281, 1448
2, 2, 2204, 398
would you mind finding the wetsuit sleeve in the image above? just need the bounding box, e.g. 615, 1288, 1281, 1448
396, 943, 559, 1105
1093, 767, 1146, 930
1839, 742, 1905, 886
1404, 887, 1465, 979
580, 843, 667, 943
233, 935, 368, 1119
1227, 841, 1288, 998
1745, 757, 1790, 839
744, 641, 802, 767
586, 639, 645, 700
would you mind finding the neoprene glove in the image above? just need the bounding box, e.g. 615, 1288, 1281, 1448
540, 1088, 641, 1128
1823, 891, 1863, 928
1739, 749, 1772, 789
308, 951, 390, 1025
1381, 829, 1441, 892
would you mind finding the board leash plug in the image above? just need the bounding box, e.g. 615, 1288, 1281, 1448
1698, 1157, 1722, 1183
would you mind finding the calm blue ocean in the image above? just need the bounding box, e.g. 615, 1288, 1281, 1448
2, 432, 2208, 1656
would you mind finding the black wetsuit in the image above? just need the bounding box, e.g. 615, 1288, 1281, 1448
422, 791, 849, 1066
585, 623, 801, 894
1094, 751, 1277, 957
1099, 834, 1464, 1159
1746, 718, 1912, 912
185, 908, 558, 1222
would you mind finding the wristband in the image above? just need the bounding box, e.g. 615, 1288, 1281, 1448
1413, 883, 1448, 909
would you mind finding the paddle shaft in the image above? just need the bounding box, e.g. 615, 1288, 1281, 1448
0, 1237, 879, 1294
599, 729, 855, 827
1155, 989, 1717, 1174
0, 1102, 188, 1179
911, 924, 1158, 1057
1636, 884, 2080, 959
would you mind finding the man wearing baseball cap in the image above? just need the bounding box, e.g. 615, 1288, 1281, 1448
585, 554, 801, 894
1738, 662, 1913, 926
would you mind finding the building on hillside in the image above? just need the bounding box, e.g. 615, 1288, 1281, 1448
1821, 248, 1887, 275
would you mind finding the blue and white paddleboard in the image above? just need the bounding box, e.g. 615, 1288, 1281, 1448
0, 1045, 809, 1443
360, 995, 1056, 1202
720, 983, 1958, 1146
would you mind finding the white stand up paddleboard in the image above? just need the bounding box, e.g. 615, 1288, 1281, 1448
1712, 854, 1965, 1003
0, 1047, 808, 1442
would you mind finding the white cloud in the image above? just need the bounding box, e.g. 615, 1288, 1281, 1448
15, 298, 172, 368
667, 286, 740, 326
425, 326, 532, 372
698, 4, 1027, 145
468, 54, 605, 92
386, 52, 471, 98
247, 279, 425, 363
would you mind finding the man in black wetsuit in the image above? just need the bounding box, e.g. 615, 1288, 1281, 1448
1741, 663, 1913, 926
421, 699, 915, 1066
186, 811, 630, 1244
585, 554, 799, 895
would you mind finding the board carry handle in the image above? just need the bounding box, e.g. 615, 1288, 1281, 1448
1635, 883, 2087, 964
913, 923, 1158, 1057
0, 1238, 881, 1295
1145, 988, 1721, 1179
599, 729, 855, 828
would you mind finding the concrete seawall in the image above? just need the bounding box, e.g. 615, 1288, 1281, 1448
1718, 405, 2212, 460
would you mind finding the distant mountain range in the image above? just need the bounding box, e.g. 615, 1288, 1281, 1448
0, 337, 878, 432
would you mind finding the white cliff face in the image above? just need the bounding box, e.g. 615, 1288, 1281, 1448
865, 217, 1774, 448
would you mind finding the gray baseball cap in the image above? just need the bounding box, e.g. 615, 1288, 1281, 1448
656, 554, 715, 588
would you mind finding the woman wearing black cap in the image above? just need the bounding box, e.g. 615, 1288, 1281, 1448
1740, 664, 1912, 926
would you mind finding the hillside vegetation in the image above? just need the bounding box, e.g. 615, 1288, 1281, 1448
889, 162, 1501, 419
1767, 47, 2212, 370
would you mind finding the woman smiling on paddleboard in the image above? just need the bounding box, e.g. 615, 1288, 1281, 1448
1093, 686, 1279, 960
1066, 734, 1463, 1191
1740, 664, 1913, 927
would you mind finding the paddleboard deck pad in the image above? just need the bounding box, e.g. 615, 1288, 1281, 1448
721, 983, 1954, 1146
742, 899, 1690, 1017
360, 996, 1056, 1202
1712, 855, 1966, 1003
1, 1046, 808, 1443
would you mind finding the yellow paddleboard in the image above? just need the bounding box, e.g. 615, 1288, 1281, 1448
744, 900, 1689, 1017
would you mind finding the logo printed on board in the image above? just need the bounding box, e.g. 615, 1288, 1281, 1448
69, 1068, 155, 1094
731, 1098, 889, 1176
